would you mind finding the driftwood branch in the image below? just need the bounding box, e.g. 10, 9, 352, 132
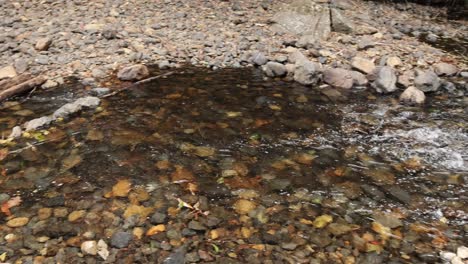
0, 74, 32, 89
102, 71, 175, 98
0, 76, 47, 102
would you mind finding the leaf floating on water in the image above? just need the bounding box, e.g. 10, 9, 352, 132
61, 154, 82, 171
313, 214, 333, 228
1, 196, 22, 216
86, 129, 104, 141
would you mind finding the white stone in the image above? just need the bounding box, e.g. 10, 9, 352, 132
81, 240, 98, 255
457, 246, 468, 259
8, 126, 22, 139
97, 239, 109, 260
441, 251, 456, 261
451, 256, 464, 264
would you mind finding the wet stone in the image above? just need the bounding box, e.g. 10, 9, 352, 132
373, 212, 403, 228
6, 217, 29, 227
110, 231, 132, 249
386, 186, 411, 204
281, 242, 298, 251
150, 212, 167, 224
188, 220, 206, 231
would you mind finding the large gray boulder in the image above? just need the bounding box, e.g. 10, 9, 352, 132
414, 70, 441, 92
263, 62, 287, 77
433, 63, 458, 76
271, 0, 331, 41
294, 60, 321, 85
371, 66, 397, 93
323, 68, 354, 89
117, 64, 149, 81
330, 8, 353, 33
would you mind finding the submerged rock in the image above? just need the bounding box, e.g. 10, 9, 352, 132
53, 96, 100, 119
117, 64, 149, 81
110, 231, 132, 248
81, 240, 98, 255
400, 86, 425, 104
24, 116, 53, 131
8, 126, 22, 139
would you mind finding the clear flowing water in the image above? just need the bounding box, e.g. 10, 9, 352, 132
0, 67, 466, 263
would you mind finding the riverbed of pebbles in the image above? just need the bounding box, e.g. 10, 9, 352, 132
0, 0, 466, 98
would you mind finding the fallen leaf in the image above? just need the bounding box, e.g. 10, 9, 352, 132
0, 148, 8, 161
187, 182, 198, 195
61, 154, 82, 171
146, 224, 166, 236
112, 179, 132, 197
366, 242, 383, 253
371, 222, 392, 240
123, 204, 153, 219
313, 214, 333, 228
1, 196, 22, 216
171, 166, 195, 182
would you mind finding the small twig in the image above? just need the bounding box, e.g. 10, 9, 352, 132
102, 71, 175, 98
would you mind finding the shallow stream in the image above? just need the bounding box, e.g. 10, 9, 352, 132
0, 67, 466, 263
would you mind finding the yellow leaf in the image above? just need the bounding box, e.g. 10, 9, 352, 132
366, 243, 382, 253
123, 204, 153, 219
299, 218, 314, 225
371, 222, 391, 240
112, 179, 132, 197
0, 148, 8, 161
146, 224, 166, 236
187, 183, 198, 195
0, 252, 6, 261
251, 244, 265, 251
241, 227, 252, 239
313, 214, 333, 228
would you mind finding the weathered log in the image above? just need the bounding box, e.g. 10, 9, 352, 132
0, 74, 32, 90
0, 76, 47, 102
